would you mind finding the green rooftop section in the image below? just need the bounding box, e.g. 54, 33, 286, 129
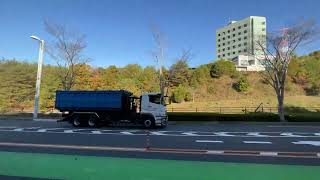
0, 151, 319, 180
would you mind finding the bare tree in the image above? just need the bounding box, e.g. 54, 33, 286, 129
256, 19, 319, 121
44, 20, 89, 90
150, 24, 166, 97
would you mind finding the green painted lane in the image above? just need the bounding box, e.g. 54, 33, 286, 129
0, 151, 319, 180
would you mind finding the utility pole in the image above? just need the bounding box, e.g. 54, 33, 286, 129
30, 35, 45, 119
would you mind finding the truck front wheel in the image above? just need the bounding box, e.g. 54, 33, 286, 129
143, 119, 154, 128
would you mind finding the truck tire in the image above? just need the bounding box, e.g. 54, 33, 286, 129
71, 115, 82, 127
87, 115, 99, 128
143, 119, 154, 128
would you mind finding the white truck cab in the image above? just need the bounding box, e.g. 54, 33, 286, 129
140, 93, 168, 127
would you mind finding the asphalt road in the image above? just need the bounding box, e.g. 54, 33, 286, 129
0, 119, 320, 166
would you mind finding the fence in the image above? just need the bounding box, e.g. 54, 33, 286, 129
167, 106, 320, 114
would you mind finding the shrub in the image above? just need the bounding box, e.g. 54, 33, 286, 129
233, 76, 249, 92
305, 83, 320, 96
210, 60, 236, 78
184, 91, 193, 102
172, 85, 187, 103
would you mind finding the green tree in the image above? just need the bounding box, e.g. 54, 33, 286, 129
168, 60, 190, 87
210, 60, 236, 78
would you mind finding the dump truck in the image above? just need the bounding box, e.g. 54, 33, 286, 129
55, 90, 168, 128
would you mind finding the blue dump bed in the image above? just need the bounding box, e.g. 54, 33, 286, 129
55, 90, 133, 111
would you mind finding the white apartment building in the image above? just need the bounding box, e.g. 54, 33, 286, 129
216, 16, 267, 71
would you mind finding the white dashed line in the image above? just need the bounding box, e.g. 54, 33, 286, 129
214, 132, 235, 137
182, 132, 199, 136
207, 150, 225, 154
150, 131, 167, 136
243, 141, 272, 144
196, 140, 223, 143
120, 131, 133, 135
247, 132, 269, 137
13, 128, 23, 132
260, 152, 278, 156
280, 133, 305, 137
91, 130, 102, 134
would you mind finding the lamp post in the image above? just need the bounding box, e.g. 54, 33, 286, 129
30, 35, 45, 119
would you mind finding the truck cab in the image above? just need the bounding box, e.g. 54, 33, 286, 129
140, 93, 168, 128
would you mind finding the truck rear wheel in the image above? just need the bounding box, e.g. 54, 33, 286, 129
87, 115, 99, 128
72, 115, 82, 127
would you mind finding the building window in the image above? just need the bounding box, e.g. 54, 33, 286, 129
233, 34, 235, 37
218, 34, 221, 36
233, 40, 236, 43
244, 30, 247, 33
238, 50, 242, 53
218, 44, 221, 47
238, 38, 241, 41
233, 52, 235, 54
244, 36, 247, 40
227, 35, 230, 39
244, 49, 247, 52
223, 32, 226, 35
223, 54, 225, 57
238, 26, 241, 29
227, 47, 230, 50
244, 24, 247, 27
233, 28, 235, 31
222, 48, 225, 51
228, 41, 230, 45
227, 53, 230, 56
262, 28, 265, 31
218, 50, 221, 53
218, 55, 221, 58
222, 37, 225, 40
218, 39, 220, 42
238, 32, 241, 35
244, 42, 247, 46
262, 21, 266, 25
233, 45, 236, 48
238, 44, 241, 47
227, 30, 230, 33
222, 43, 225, 46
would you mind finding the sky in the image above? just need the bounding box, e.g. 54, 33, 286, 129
0, 0, 319, 68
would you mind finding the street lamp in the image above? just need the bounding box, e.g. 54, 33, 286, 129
30, 35, 45, 119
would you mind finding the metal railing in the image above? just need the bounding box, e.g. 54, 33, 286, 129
167, 106, 320, 114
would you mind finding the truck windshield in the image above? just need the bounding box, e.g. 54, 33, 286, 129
149, 95, 162, 104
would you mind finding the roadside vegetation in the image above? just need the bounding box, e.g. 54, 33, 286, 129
0, 50, 319, 114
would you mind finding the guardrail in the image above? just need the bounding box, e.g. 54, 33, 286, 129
167, 106, 320, 114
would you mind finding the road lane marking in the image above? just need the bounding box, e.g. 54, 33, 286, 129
37, 128, 66, 132
0, 142, 318, 159
207, 150, 224, 154
1, 127, 320, 137
182, 132, 199, 136
246, 132, 269, 137
91, 130, 102, 134
214, 132, 235, 137
64, 130, 74, 133
292, 141, 320, 146
280, 133, 305, 137
196, 140, 223, 143
150, 131, 167, 135
260, 152, 278, 156
120, 131, 133, 135
243, 141, 272, 144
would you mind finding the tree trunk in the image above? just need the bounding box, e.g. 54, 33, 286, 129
277, 94, 286, 122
